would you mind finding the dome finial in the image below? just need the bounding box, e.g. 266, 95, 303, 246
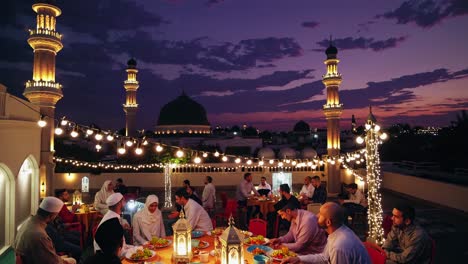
127, 58, 137, 68
325, 35, 338, 58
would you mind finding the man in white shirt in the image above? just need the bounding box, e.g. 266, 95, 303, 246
257, 176, 272, 196
281, 202, 370, 264
175, 188, 213, 232
299, 176, 315, 205
339, 183, 367, 221
202, 176, 216, 217
236, 173, 259, 229
94, 193, 132, 255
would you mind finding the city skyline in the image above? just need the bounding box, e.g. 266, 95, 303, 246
1, 0, 467, 131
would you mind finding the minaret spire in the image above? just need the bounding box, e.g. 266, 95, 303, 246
123, 58, 139, 137
322, 38, 343, 194
23, 0, 64, 196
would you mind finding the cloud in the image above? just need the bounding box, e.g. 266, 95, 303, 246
301, 21, 320, 28
315, 36, 407, 52
199, 89, 246, 97
378, 0, 468, 28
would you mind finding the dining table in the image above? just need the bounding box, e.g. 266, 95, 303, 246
247, 197, 278, 220
121, 233, 276, 264
74, 209, 99, 244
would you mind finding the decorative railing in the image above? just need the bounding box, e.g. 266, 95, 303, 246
29, 29, 62, 40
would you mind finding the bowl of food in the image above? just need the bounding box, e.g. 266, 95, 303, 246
247, 245, 273, 256
125, 247, 155, 261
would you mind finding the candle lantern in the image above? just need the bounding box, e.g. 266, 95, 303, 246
73, 189, 82, 205
172, 211, 192, 263
219, 216, 244, 264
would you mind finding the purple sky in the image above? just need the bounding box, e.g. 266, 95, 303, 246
1, 0, 467, 131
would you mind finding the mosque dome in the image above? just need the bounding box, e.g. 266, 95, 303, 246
127, 58, 137, 68
301, 147, 317, 159
293, 120, 310, 133
155, 92, 211, 135
278, 147, 296, 159
325, 44, 338, 56
257, 147, 275, 159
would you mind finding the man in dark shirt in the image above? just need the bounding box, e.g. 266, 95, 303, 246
268, 184, 300, 237
84, 218, 124, 264
114, 178, 128, 195
311, 176, 327, 204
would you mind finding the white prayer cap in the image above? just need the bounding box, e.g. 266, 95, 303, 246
39, 197, 64, 213
106, 192, 123, 206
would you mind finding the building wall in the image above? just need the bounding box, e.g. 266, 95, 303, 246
382, 171, 468, 212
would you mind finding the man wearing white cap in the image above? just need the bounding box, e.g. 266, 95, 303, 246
93, 193, 132, 255
13, 197, 76, 264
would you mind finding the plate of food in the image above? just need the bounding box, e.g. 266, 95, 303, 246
239, 230, 253, 237
196, 240, 210, 249
125, 247, 156, 261
268, 248, 297, 262
244, 235, 270, 245
146, 237, 171, 249
247, 245, 273, 256
192, 230, 205, 238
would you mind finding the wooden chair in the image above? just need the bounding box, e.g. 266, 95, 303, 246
249, 218, 267, 237
363, 241, 386, 264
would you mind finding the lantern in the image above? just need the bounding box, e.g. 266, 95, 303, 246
73, 190, 82, 205
172, 211, 192, 263
219, 216, 244, 264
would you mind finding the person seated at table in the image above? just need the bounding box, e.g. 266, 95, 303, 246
94, 180, 114, 215
338, 183, 367, 222
46, 214, 82, 261
175, 188, 213, 232
269, 202, 327, 255
55, 189, 79, 223
14, 197, 76, 264
94, 193, 132, 255
268, 184, 301, 236
84, 217, 124, 264
311, 176, 327, 204
281, 202, 370, 264
114, 178, 128, 195
299, 176, 315, 205
382, 204, 432, 264
169, 185, 203, 220
257, 176, 272, 197
132, 195, 166, 245
236, 172, 260, 229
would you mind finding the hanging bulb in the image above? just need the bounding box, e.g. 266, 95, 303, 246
126, 140, 133, 147
60, 117, 68, 126
194, 157, 202, 164
356, 136, 364, 144
311, 164, 317, 170
379, 133, 388, 140
135, 146, 143, 155
202, 152, 208, 158
258, 160, 264, 166
54, 126, 63, 135
278, 162, 284, 167
365, 124, 371, 130
222, 156, 228, 162
37, 115, 47, 127
95, 133, 103, 141
95, 143, 102, 151
374, 124, 381, 132
176, 150, 184, 158
142, 139, 148, 146
106, 134, 114, 141
86, 129, 94, 135
155, 145, 163, 152
269, 160, 274, 164
331, 160, 336, 165
307, 161, 313, 166
291, 160, 297, 166
246, 160, 252, 165
214, 151, 220, 157
70, 129, 79, 138
117, 143, 126, 155
235, 158, 241, 164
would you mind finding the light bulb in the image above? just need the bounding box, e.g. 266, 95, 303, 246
380, 133, 388, 140
176, 150, 184, 158
86, 129, 94, 135
285, 159, 291, 164
269, 160, 274, 164
117, 147, 126, 155
311, 164, 317, 169
202, 153, 208, 158
246, 160, 252, 165
60, 119, 68, 126
37, 116, 47, 127
235, 158, 241, 164
106, 134, 114, 141
258, 161, 264, 166
356, 136, 364, 144
222, 156, 228, 162
55, 127, 63, 135
214, 151, 220, 157
365, 124, 371, 130
307, 161, 313, 166
71, 130, 79, 138
126, 140, 133, 147
291, 161, 297, 166
278, 162, 284, 167
95, 134, 103, 141
142, 140, 148, 146
374, 124, 381, 132
194, 157, 201, 164
155, 145, 163, 152
95, 144, 102, 151
135, 147, 143, 155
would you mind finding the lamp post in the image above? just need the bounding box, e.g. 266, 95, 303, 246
219, 216, 244, 264
356, 107, 387, 245
172, 210, 192, 263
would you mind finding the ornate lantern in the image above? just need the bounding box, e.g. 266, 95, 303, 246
172, 211, 192, 263
219, 216, 244, 264
73, 189, 82, 205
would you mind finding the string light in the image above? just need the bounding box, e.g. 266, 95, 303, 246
117, 143, 126, 155
214, 151, 220, 157
126, 140, 134, 147
54, 126, 63, 135
95, 133, 103, 141
258, 160, 264, 166
202, 152, 208, 158
86, 129, 94, 135
135, 145, 143, 155
222, 156, 228, 162
176, 150, 184, 158
95, 143, 102, 151
60, 118, 68, 126
155, 145, 163, 152
234, 158, 241, 164
194, 157, 202, 164
106, 134, 114, 141
37, 115, 47, 127
246, 160, 252, 165
70, 128, 79, 138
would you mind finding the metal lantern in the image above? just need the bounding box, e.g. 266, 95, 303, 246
219, 216, 244, 264
73, 189, 82, 205
172, 211, 192, 263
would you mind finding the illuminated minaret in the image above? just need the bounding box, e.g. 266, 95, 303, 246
23, 0, 63, 196
123, 58, 139, 137
322, 40, 343, 194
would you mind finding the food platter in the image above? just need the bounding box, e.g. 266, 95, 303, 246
268, 248, 297, 262
145, 238, 172, 249
246, 245, 273, 256
125, 247, 156, 261
244, 235, 270, 245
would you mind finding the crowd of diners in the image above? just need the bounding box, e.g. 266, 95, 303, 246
13, 173, 433, 264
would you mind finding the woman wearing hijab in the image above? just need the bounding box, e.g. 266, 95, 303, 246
94, 180, 114, 215
132, 195, 166, 245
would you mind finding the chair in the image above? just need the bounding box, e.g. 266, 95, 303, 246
249, 218, 267, 237
307, 203, 322, 214
430, 237, 436, 264
382, 214, 392, 237
363, 241, 386, 264
220, 192, 228, 209
15, 254, 24, 264
215, 199, 238, 226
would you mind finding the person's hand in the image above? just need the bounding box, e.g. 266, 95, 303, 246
122, 222, 130, 230
281, 256, 301, 264
168, 211, 179, 219
268, 238, 281, 247
71, 204, 80, 212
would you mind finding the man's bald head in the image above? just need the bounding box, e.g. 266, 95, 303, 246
318, 202, 345, 228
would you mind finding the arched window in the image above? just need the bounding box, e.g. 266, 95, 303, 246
17, 156, 39, 226
0, 164, 15, 253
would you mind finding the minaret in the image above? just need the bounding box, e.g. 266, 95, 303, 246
123, 58, 139, 137
23, 0, 63, 196
322, 40, 343, 194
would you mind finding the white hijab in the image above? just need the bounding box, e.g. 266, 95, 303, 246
142, 195, 160, 225
96, 180, 114, 204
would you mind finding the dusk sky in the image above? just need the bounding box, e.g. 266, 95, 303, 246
1, 0, 468, 131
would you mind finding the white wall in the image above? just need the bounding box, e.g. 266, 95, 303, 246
383, 171, 468, 212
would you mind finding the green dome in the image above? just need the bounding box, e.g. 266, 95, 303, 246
157, 92, 210, 126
